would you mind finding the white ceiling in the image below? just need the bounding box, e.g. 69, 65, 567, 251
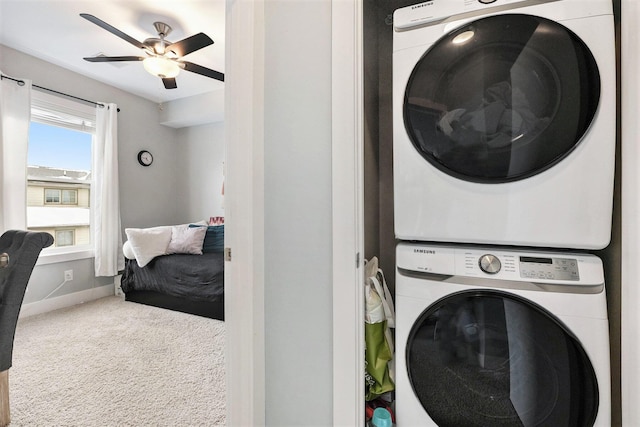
0, 0, 225, 104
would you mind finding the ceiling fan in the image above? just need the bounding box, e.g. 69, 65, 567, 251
80, 13, 224, 89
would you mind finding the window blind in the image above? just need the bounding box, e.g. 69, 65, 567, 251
31, 90, 96, 132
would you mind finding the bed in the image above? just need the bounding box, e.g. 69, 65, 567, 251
120, 222, 225, 320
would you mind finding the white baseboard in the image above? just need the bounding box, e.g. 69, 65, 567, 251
19, 284, 115, 319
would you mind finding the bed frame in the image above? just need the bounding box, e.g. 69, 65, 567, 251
120, 251, 225, 321
124, 290, 225, 321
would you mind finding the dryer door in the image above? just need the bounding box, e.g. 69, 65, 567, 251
404, 14, 600, 183
406, 290, 598, 427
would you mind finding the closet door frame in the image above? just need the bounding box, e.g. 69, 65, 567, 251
332, 0, 365, 425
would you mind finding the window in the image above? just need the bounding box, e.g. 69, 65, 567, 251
55, 230, 75, 247
62, 189, 77, 205
26, 91, 95, 250
45, 189, 60, 204
43, 188, 78, 205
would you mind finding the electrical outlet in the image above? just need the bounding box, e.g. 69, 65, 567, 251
64, 269, 73, 281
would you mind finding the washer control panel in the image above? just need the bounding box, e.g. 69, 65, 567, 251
472, 253, 580, 280
479, 254, 501, 274
396, 244, 602, 286
518, 256, 579, 281
466, 252, 579, 281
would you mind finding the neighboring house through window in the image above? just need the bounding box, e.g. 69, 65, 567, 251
27, 91, 94, 250
44, 188, 78, 205
55, 229, 75, 247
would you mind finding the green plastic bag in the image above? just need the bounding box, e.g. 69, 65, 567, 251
364, 257, 395, 401
365, 319, 395, 401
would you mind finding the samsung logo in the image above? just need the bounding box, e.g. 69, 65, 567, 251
414, 249, 436, 254
411, 2, 434, 10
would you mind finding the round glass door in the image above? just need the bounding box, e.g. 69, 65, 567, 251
404, 14, 600, 183
406, 290, 598, 426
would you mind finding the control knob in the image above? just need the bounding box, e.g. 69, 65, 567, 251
479, 254, 501, 274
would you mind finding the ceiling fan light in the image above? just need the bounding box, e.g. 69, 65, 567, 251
143, 56, 180, 78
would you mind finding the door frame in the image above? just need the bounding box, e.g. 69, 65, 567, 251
224, 0, 364, 425
332, 0, 365, 425
621, 0, 639, 424
224, 0, 266, 425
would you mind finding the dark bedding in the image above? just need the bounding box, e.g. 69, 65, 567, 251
121, 252, 224, 303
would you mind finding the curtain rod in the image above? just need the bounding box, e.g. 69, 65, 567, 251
1, 74, 120, 112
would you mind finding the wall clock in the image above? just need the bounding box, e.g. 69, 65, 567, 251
137, 150, 153, 167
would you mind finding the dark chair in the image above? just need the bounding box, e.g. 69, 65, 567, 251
0, 230, 53, 426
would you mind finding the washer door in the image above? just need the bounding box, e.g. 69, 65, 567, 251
404, 14, 600, 183
406, 290, 598, 427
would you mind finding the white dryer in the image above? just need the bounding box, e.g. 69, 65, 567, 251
393, 0, 616, 249
395, 243, 611, 426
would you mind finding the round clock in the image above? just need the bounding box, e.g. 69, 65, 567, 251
137, 150, 153, 167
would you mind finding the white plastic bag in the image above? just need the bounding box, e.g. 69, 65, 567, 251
364, 257, 396, 383
365, 257, 395, 329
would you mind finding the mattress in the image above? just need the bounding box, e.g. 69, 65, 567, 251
121, 252, 224, 303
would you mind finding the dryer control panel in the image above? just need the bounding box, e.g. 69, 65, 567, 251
397, 243, 603, 286
394, 0, 532, 30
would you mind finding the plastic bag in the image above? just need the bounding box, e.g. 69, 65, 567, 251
364, 257, 395, 401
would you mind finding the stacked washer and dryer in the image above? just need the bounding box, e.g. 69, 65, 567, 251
391, 0, 615, 426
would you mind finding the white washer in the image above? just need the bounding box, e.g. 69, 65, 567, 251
393, 0, 616, 249
395, 243, 611, 426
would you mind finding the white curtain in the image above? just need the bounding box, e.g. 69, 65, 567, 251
621, 1, 639, 425
93, 103, 123, 276
0, 74, 31, 232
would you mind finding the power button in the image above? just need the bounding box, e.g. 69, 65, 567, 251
479, 254, 501, 274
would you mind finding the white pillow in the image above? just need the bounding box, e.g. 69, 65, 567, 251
166, 225, 207, 254
124, 226, 172, 267
122, 240, 136, 259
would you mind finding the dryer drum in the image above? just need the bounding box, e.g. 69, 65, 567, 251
406, 290, 599, 427
403, 14, 601, 183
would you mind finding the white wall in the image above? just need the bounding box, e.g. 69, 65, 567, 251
621, 1, 639, 424
175, 122, 225, 223
160, 89, 225, 128
262, 1, 333, 424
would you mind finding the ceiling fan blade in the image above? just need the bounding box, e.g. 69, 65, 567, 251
83, 56, 144, 62
167, 33, 213, 57
162, 78, 178, 89
80, 13, 146, 50
182, 61, 225, 82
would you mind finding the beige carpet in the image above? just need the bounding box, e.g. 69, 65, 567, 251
8, 296, 225, 426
